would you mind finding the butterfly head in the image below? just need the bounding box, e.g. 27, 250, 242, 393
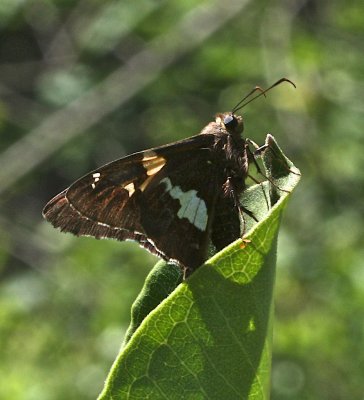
215, 112, 244, 136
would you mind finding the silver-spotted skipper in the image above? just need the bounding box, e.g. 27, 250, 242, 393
43, 78, 295, 276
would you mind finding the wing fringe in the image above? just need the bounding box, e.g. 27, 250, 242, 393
42, 190, 170, 261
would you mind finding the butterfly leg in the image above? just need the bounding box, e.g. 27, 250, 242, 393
183, 264, 194, 279
246, 138, 268, 157
246, 140, 291, 193
237, 201, 258, 237
247, 138, 300, 177
224, 176, 258, 237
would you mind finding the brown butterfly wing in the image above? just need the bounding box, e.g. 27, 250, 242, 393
43, 134, 221, 268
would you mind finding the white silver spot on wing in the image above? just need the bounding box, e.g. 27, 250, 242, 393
92, 172, 101, 178
160, 178, 208, 231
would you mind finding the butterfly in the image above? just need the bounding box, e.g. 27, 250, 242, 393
43, 78, 295, 276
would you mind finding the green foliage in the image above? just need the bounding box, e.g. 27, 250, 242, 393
123, 261, 183, 346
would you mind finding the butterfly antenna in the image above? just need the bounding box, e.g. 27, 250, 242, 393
232, 78, 296, 114
231, 86, 266, 113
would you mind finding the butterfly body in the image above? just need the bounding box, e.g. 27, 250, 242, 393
43, 112, 255, 274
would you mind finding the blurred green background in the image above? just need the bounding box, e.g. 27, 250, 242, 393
0, 1, 363, 399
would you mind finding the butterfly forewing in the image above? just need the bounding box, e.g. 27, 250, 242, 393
43, 134, 219, 268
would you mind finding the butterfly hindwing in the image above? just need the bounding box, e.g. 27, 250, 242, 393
135, 144, 222, 268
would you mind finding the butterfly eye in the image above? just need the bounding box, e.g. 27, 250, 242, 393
223, 115, 238, 129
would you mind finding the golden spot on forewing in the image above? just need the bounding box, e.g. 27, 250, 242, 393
124, 182, 135, 197
141, 150, 158, 161
139, 175, 154, 192
146, 162, 165, 176
142, 155, 166, 176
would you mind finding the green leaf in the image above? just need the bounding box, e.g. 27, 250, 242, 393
98, 135, 300, 400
